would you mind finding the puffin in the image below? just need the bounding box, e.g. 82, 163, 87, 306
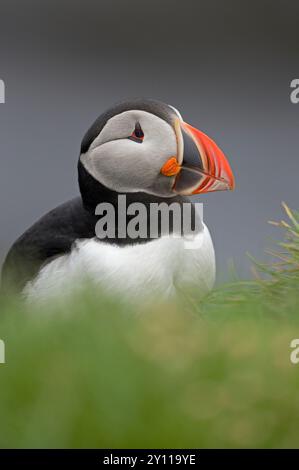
1, 98, 235, 302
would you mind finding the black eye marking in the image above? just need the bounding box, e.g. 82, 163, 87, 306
128, 122, 144, 143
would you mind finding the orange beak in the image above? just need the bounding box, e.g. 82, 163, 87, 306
161, 119, 235, 196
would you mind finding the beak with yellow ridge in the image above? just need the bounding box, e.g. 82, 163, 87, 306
161, 118, 235, 196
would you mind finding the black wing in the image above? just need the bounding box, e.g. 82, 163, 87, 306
2, 190, 202, 293
1, 197, 97, 293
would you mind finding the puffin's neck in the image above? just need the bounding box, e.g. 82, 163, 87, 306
78, 160, 184, 213
77, 160, 201, 244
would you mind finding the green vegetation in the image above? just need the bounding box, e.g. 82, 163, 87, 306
0, 204, 299, 448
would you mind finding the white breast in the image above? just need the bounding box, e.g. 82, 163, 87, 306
23, 224, 215, 304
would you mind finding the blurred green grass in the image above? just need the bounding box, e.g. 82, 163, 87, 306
0, 204, 299, 448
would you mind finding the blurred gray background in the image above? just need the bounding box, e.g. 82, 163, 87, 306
0, 0, 298, 280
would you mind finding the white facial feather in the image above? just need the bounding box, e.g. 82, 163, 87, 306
80, 110, 177, 196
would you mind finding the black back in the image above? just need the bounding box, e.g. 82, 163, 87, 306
1, 197, 97, 292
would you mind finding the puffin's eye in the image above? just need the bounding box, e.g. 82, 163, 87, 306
129, 122, 144, 143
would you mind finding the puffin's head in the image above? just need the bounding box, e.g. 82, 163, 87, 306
79, 98, 235, 199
